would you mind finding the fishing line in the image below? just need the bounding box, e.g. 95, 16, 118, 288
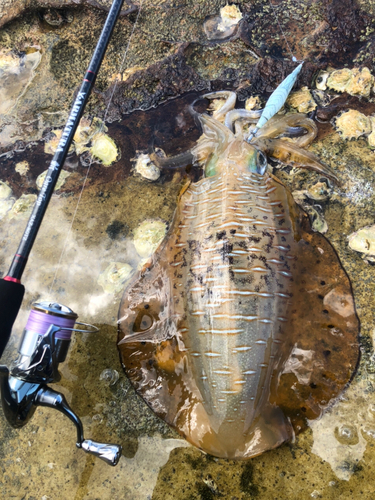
268, 0, 298, 62
49, 0, 144, 295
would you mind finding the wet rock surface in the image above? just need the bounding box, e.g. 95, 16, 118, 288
0, 0, 375, 498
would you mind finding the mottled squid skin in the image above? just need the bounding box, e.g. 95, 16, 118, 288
118, 102, 359, 459
170, 149, 297, 455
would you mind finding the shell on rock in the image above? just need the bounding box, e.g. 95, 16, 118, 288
0, 181, 14, 218
311, 89, 336, 108
42, 8, 73, 26
9, 194, 37, 219
36, 169, 70, 191
245, 96, 262, 111
315, 70, 330, 91
326, 67, 374, 98
367, 116, 375, 148
203, 4, 242, 40
132, 152, 161, 181
0, 181, 12, 200
306, 180, 333, 201
348, 225, 375, 262
0, 48, 41, 115
90, 133, 119, 166
73, 117, 106, 155
0, 198, 15, 219
97, 262, 133, 294
304, 205, 328, 234
326, 68, 352, 93
44, 118, 118, 166
133, 220, 167, 259
287, 87, 317, 113
292, 190, 328, 233
207, 98, 228, 120
332, 109, 372, 140
44, 130, 74, 155
15, 160, 29, 176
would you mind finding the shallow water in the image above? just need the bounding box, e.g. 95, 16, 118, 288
0, 5, 375, 500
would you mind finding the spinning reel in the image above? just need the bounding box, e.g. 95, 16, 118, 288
0, 301, 122, 466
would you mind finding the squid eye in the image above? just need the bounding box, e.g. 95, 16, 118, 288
256, 150, 268, 174
133, 309, 154, 333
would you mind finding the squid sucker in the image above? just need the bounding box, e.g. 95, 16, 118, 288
118, 91, 359, 459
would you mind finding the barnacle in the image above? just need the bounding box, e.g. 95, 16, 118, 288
348, 225, 375, 263
0, 181, 14, 219
99, 368, 120, 386
287, 87, 317, 113
367, 116, 375, 148
74, 117, 105, 155
90, 132, 119, 166
326, 67, 373, 98
133, 220, 167, 259
245, 96, 262, 111
44, 130, 74, 155
15, 160, 29, 176
306, 180, 332, 201
9, 193, 37, 219
0, 181, 12, 200
36, 169, 70, 191
203, 4, 242, 40
97, 262, 133, 294
315, 70, 330, 91
332, 109, 372, 140
132, 152, 161, 181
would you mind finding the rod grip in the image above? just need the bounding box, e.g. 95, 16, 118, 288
0, 279, 25, 359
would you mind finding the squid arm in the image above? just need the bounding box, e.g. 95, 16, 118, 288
149, 149, 195, 169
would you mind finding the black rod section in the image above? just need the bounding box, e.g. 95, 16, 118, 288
6, 0, 125, 281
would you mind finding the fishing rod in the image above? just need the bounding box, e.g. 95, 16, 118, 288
0, 0, 130, 466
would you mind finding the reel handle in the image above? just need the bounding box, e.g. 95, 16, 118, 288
35, 386, 122, 466
80, 440, 122, 467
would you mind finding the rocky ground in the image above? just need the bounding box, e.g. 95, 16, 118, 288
0, 1, 375, 499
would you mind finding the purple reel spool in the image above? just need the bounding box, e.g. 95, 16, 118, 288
26, 302, 78, 340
